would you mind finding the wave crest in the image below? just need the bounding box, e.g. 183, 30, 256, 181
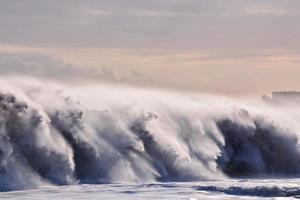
0, 79, 300, 191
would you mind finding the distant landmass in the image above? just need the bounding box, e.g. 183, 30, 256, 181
262, 91, 300, 104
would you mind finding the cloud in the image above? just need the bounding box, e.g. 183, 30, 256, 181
241, 6, 287, 16
0, 0, 299, 51
0, 50, 156, 87
0, 52, 118, 81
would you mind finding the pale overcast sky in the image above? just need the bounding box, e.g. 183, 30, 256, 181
0, 0, 300, 95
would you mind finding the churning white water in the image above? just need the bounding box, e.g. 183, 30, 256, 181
0, 78, 300, 198
1, 179, 300, 199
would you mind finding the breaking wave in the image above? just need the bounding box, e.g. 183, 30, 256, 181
1, 78, 300, 191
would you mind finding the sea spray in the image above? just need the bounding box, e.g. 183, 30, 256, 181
0, 78, 300, 191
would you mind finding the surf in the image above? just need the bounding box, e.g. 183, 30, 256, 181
0, 78, 300, 191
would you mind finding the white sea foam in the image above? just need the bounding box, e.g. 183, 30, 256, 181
0, 78, 300, 192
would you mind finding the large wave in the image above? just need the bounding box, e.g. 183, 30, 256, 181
0, 78, 300, 191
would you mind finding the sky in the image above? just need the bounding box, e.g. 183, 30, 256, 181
0, 0, 300, 95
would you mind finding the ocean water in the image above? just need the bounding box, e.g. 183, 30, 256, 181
1, 78, 300, 199
1, 179, 300, 199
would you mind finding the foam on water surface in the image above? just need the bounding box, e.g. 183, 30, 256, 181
1, 179, 300, 199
